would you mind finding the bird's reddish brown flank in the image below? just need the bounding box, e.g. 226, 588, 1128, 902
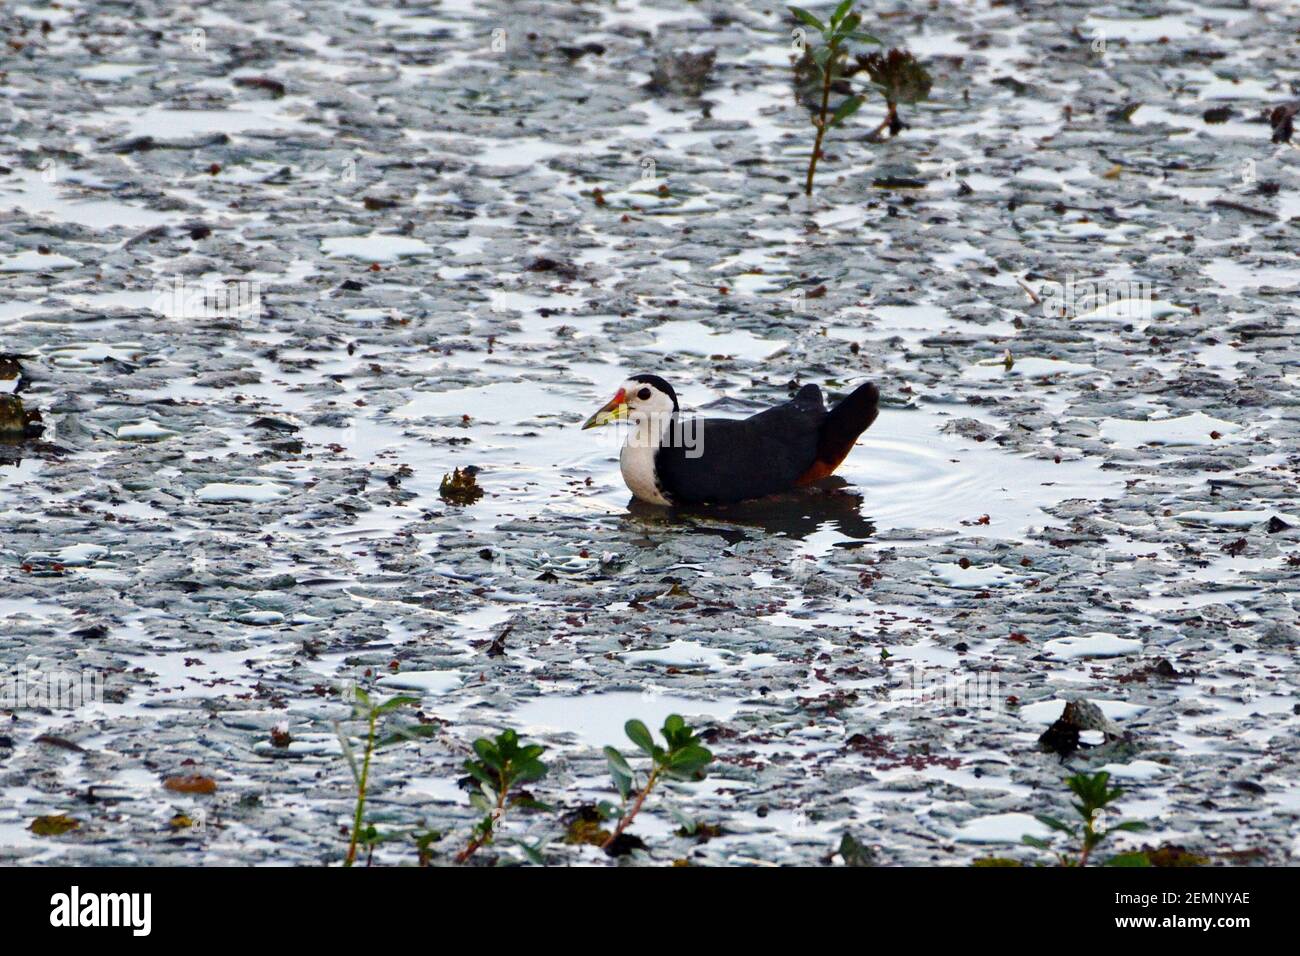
797, 382, 880, 485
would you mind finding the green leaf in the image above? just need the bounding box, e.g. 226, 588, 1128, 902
604, 746, 633, 776
1034, 814, 1075, 834
604, 746, 634, 798
1109, 820, 1148, 833
413, 830, 441, 849
352, 686, 371, 709
837, 832, 875, 867
463, 760, 495, 788
789, 6, 825, 31
333, 721, 360, 785
472, 738, 503, 771
511, 796, 554, 813
468, 792, 493, 814
665, 744, 714, 777
625, 719, 656, 756
363, 827, 409, 847
611, 773, 631, 800
661, 714, 688, 748
1104, 852, 1152, 867
514, 839, 546, 866
829, 95, 864, 127
376, 723, 437, 748
830, 0, 854, 25
844, 31, 881, 44
375, 694, 418, 714
1021, 835, 1051, 849
669, 806, 696, 832
514, 757, 548, 782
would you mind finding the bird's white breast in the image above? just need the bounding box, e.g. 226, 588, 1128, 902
620, 439, 672, 506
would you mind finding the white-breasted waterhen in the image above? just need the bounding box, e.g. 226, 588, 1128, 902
582, 374, 880, 506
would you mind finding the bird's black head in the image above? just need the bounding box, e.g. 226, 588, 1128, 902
627, 373, 678, 410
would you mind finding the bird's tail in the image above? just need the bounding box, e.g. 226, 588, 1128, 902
798, 382, 880, 484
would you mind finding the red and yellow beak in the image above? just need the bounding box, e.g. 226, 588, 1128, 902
581, 388, 627, 429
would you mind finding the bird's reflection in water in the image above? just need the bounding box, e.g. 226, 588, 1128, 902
623, 477, 875, 543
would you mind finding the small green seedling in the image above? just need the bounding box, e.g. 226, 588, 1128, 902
790, 1, 881, 197
1024, 771, 1148, 867
334, 687, 433, 867
412, 827, 442, 867
353, 818, 442, 868
457, 729, 549, 863
836, 832, 876, 867
601, 715, 714, 851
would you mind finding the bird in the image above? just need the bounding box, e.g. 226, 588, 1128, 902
582, 374, 880, 506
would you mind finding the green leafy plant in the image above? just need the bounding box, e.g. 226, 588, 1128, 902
334, 687, 432, 867
670, 809, 721, 841
349, 818, 442, 868
412, 827, 442, 867
601, 715, 714, 851
1023, 771, 1148, 867
835, 832, 876, 867
457, 729, 549, 863
790, 2, 881, 196
855, 48, 932, 138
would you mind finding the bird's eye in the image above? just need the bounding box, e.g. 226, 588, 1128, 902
637, 388, 651, 401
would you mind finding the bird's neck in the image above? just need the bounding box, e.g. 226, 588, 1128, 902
627, 410, 674, 449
